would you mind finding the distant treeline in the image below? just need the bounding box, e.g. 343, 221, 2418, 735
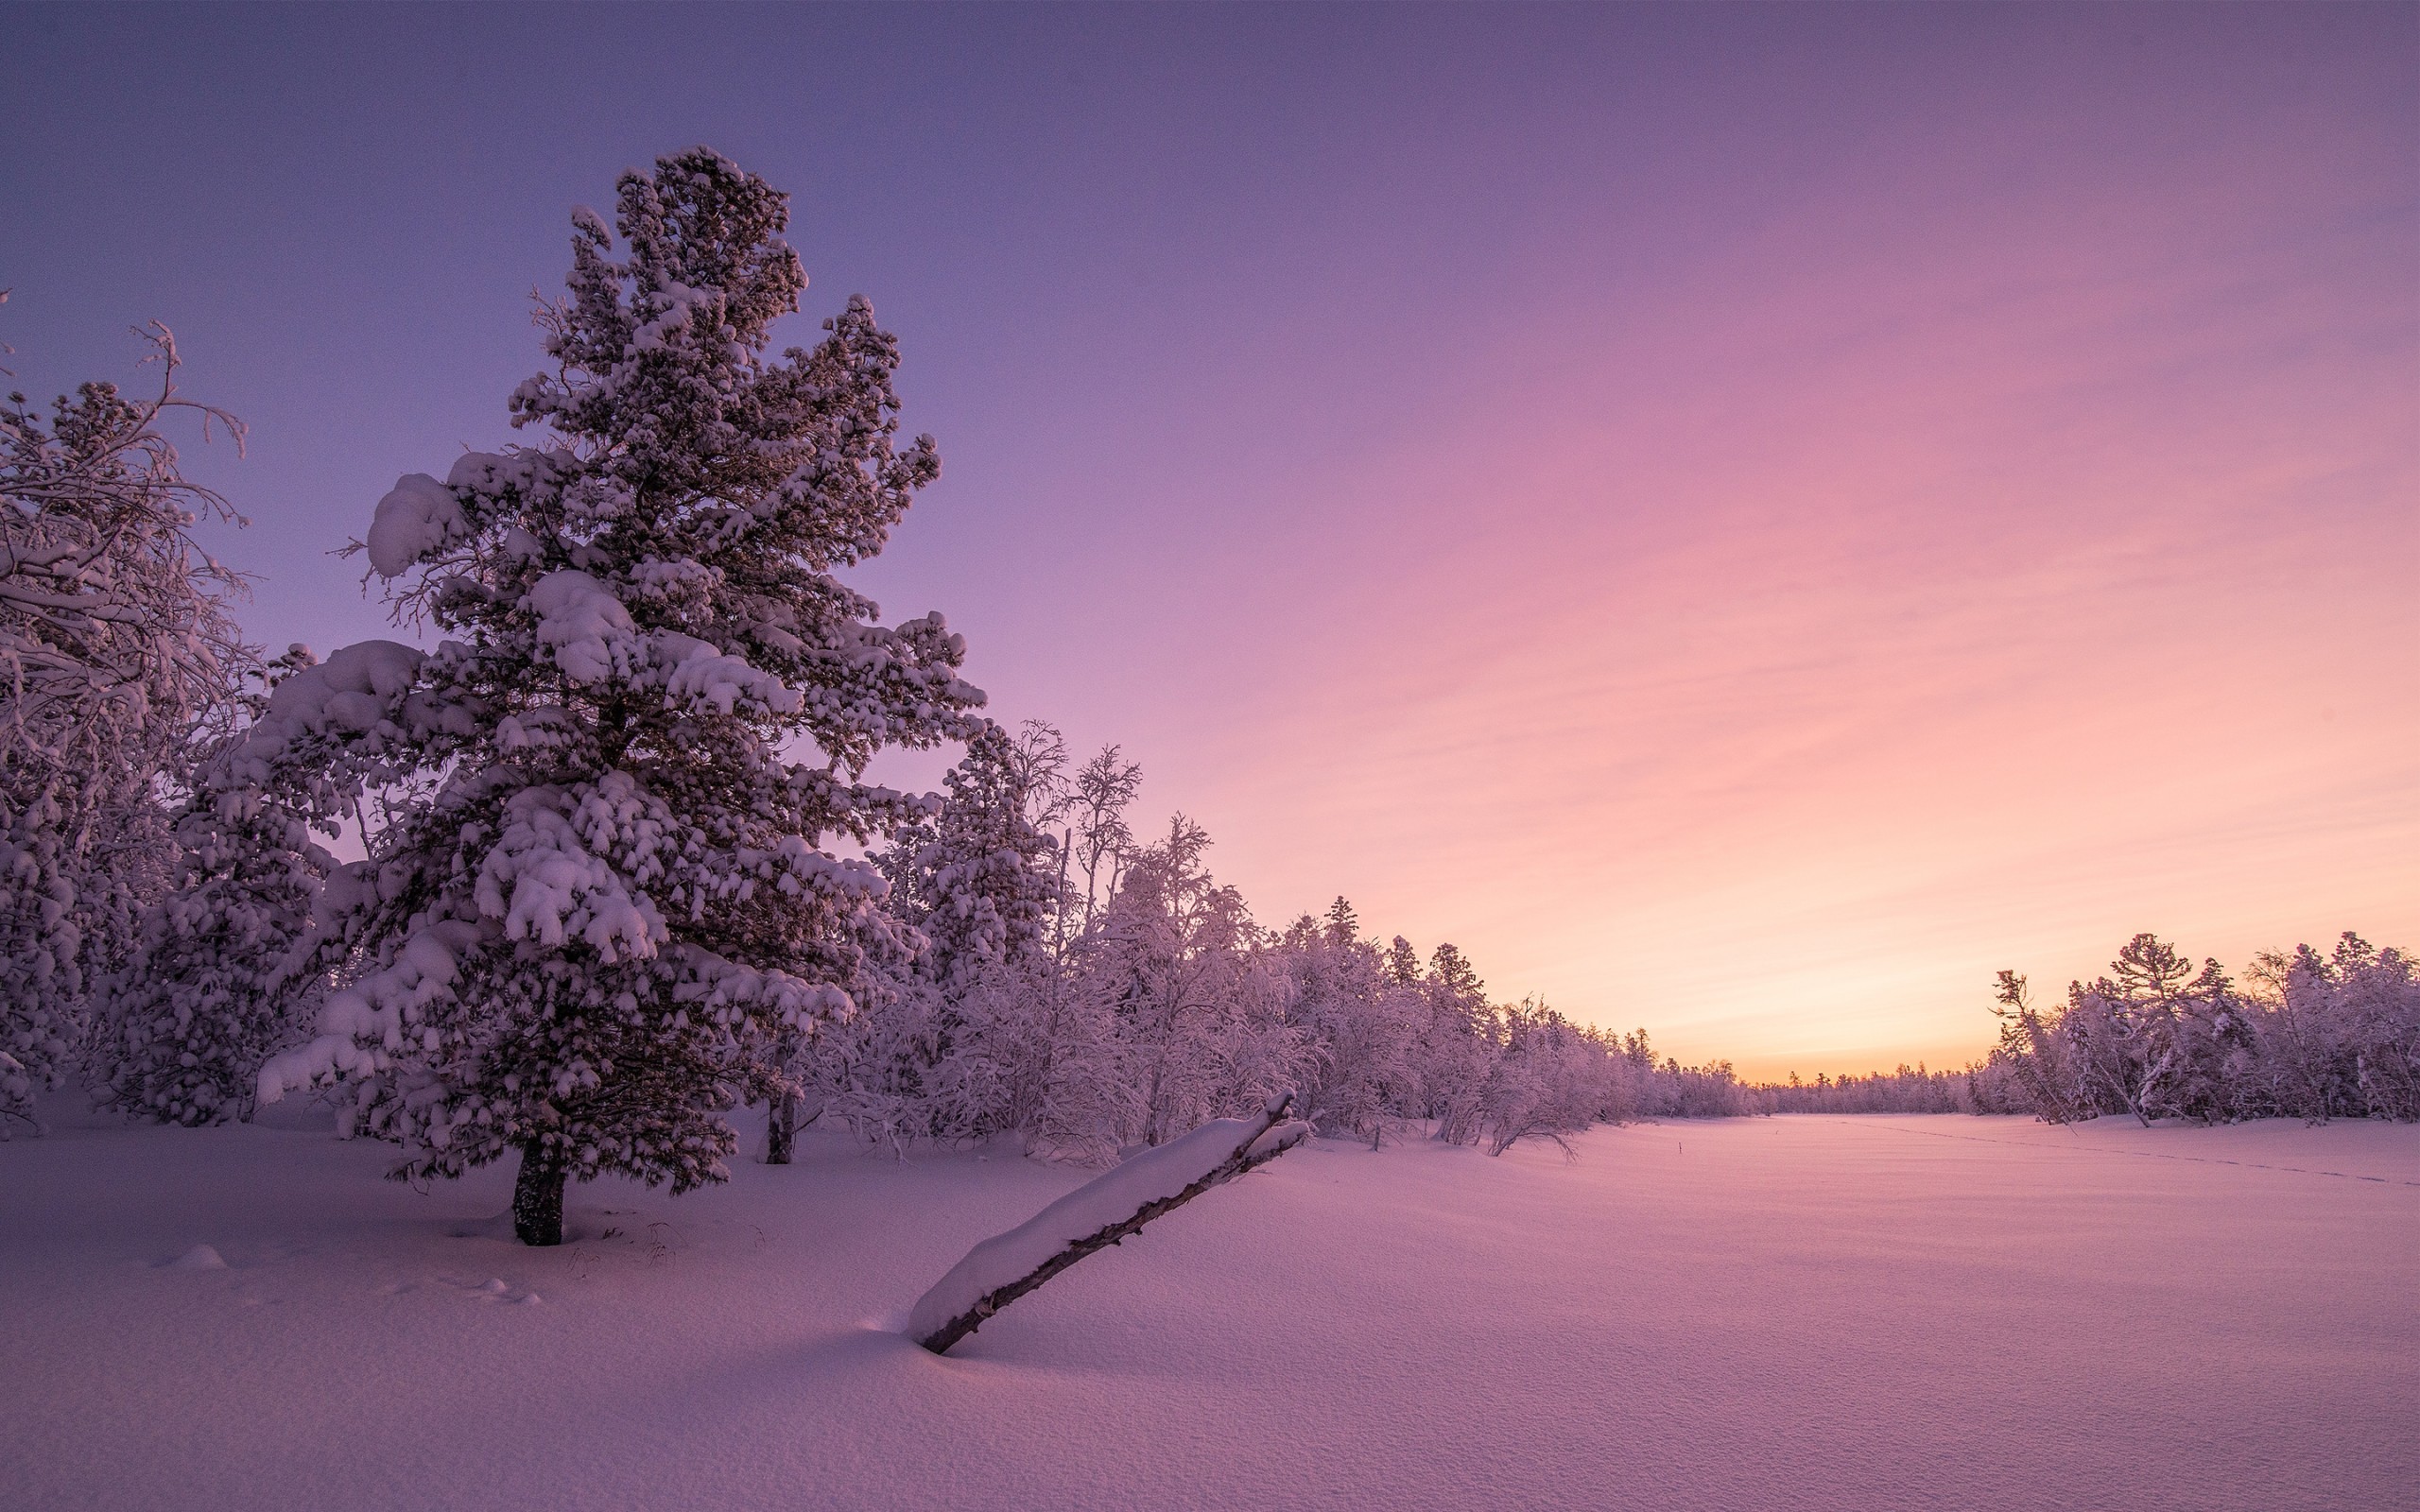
1747, 932, 2420, 1125
1750, 1063, 2024, 1116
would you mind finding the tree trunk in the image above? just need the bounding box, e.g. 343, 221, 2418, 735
766, 1085, 800, 1165
512, 1143, 567, 1246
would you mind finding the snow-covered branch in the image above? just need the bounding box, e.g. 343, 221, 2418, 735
907, 1091, 1309, 1355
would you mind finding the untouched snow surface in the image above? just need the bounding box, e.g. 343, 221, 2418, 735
4, 1106, 2413, 1511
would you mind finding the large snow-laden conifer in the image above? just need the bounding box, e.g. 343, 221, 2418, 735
256, 149, 985, 1242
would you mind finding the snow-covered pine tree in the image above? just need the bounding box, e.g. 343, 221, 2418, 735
1103, 816, 1295, 1146
1279, 901, 1419, 1146
1416, 942, 1495, 1143
0, 319, 251, 1132
90, 647, 331, 1125
880, 722, 1063, 991
256, 148, 985, 1243
810, 721, 1089, 1159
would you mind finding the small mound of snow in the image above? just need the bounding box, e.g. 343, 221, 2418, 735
167, 1244, 228, 1271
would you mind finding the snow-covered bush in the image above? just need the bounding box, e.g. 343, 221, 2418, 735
1479, 1000, 1613, 1155
254, 149, 985, 1242
0, 318, 251, 1131
2250, 935, 2420, 1123
814, 724, 1142, 1159
921, 960, 1138, 1158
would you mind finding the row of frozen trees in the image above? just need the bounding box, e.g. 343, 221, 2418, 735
0, 151, 1746, 1251
1979, 932, 2420, 1125
1745, 931, 2420, 1125
1753, 1062, 2028, 1116
795, 722, 1754, 1165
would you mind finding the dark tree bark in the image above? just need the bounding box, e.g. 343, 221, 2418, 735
512, 1143, 567, 1246
765, 1086, 801, 1165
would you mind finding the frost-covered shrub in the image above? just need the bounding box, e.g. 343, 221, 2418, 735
254, 149, 985, 1243
2251, 936, 2420, 1124
0, 319, 249, 1131
2333, 942, 2420, 1121
1480, 1001, 1610, 1155
925, 962, 1138, 1159
821, 726, 1146, 1160
1093, 815, 1302, 1148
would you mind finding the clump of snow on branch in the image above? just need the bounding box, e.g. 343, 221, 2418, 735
365, 473, 466, 578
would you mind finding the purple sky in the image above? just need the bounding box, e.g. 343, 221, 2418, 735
5, 3, 2414, 1074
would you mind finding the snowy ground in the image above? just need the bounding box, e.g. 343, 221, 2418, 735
5, 1104, 2413, 1512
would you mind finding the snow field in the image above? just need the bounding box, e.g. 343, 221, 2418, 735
3, 1107, 2413, 1511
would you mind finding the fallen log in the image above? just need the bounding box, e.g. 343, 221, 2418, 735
907, 1091, 1311, 1355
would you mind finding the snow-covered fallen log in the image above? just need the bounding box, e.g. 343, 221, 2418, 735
907, 1091, 1312, 1355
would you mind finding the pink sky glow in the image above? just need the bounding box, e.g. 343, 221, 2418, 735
5, 6, 2411, 1077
